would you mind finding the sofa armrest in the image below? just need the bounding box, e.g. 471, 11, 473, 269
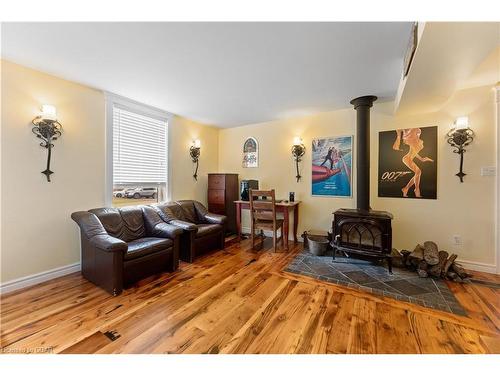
204, 213, 227, 225
170, 219, 198, 233
90, 234, 128, 252
151, 222, 183, 239
71, 211, 106, 237
71, 211, 127, 253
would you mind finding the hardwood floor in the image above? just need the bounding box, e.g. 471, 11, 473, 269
1, 238, 499, 354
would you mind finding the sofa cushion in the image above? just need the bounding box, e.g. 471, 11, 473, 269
176, 200, 199, 224
154, 202, 186, 222
89, 208, 125, 240
119, 206, 146, 241
195, 224, 221, 238
125, 237, 173, 260
89, 206, 146, 242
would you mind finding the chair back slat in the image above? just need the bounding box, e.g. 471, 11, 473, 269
249, 189, 276, 227
250, 190, 274, 198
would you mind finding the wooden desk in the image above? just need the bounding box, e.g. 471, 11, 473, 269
234, 200, 301, 249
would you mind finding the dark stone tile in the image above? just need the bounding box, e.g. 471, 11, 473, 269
343, 271, 378, 285
436, 304, 452, 313
382, 291, 399, 300
307, 263, 338, 276
284, 249, 467, 316
330, 263, 360, 273
364, 281, 401, 294
423, 301, 436, 308
441, 293, 460, 304
405, 277, 441, 293
450, 307, 467, 316
365, 273, 402, 283
322, 271, 353, 284
417, 292, 447, 305
396, 294, 410, 302
385, 279, 430, 296
359, 286, 373, 294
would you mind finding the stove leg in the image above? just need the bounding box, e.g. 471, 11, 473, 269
387, 257, 393, 274
332, 248, 336, 262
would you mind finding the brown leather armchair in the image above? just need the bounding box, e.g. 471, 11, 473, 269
71, 205, 182, 295
151, 200, 226, 263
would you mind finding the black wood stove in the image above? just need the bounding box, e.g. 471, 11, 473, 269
331, 96, 394, 272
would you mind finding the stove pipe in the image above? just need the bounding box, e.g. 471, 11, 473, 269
350, 95, 377, 212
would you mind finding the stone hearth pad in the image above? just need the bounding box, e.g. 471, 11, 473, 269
284, 249, 467, 316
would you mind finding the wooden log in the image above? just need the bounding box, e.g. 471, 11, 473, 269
400, 250, 411, 267
417, 269, 428, 278
423, 241, 439, 266
391, 248, 404, 268
417, 261, 428, 278
409, 244, 424, 262
447, 271, 458, 281
442, 254, 458, 277
428, 250, 449, 277
451, 263, 470, 279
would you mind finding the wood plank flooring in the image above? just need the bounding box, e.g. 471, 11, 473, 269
1, 238, 499, 354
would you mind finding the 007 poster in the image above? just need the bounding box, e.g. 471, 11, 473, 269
378, 126, 437, 199
312, 135, 352, 197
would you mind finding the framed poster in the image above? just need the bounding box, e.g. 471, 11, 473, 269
242, 137, 258, 168
312, 135, 352, 197
378, 126, 437, 199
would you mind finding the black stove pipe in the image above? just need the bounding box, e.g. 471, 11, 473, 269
350, 95, 377, 212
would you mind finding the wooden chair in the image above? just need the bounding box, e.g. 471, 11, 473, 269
249, 189, 284, 252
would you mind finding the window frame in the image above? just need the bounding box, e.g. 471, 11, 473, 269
105, 92, 173, 206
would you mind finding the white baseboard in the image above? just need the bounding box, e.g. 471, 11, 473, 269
456, 260, 498, 275
0, 262, 81, 295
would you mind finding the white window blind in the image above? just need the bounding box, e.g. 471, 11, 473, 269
113, 105, 168, 185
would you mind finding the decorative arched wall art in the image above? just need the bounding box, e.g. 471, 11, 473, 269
242, 137, 258, 168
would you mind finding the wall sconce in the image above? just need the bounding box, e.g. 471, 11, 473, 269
190, 139, 201, 180
291, 137, 306, 182
32, 105, 62, 182
446, 116, 474, 182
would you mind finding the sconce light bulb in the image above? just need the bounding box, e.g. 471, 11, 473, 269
41, 104, 57, 121
293, 137, 303, 146
454, 116, 469, 130
193, 139, 201, 148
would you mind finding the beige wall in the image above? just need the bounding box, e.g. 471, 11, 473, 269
169, 116, 219, 205
218, 85, 497, 267
1, 61, 106, 283
1, 60, 497, 283
1, 61, 218, 283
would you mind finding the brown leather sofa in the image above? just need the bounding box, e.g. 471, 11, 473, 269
71, 205, 182, 295
151, 200, 226, 263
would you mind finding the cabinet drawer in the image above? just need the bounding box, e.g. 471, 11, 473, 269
208, 175, 225, 189
208, 189, 225, 204
208, 204, 225, 215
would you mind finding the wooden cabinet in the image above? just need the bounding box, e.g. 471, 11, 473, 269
208, 173, 239, 234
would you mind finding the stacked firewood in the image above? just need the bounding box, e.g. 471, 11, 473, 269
392, 241, 470, 281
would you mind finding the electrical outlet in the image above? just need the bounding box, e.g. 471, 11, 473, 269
452, 235, 462, 246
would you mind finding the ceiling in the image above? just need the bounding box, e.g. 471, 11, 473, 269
394, 22, 499, 116
1, 22, 412, 127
